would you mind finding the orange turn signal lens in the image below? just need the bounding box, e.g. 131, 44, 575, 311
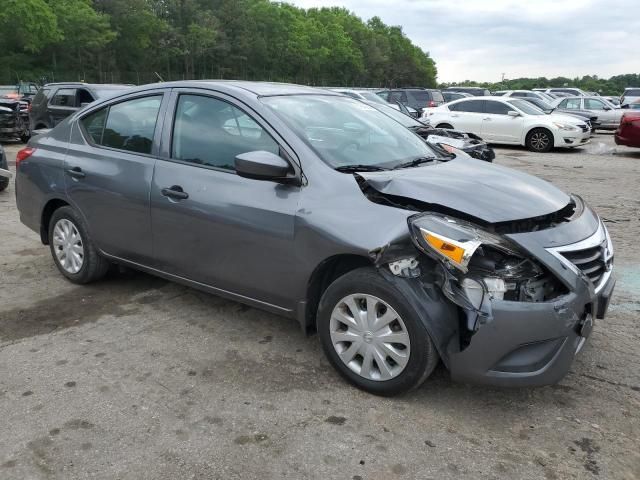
422, 232, 466, 265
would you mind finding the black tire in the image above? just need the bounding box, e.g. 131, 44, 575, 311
0, 177, 8, 192
317, 267, 439, 396
525, 128, 554, 152
436, 123, 454, 129
48, 206, 110, 284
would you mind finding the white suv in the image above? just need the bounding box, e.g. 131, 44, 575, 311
422, 97, 591, 152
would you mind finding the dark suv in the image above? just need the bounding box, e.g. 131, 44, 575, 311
29, 82, 133, 130
377, 88, 445, 112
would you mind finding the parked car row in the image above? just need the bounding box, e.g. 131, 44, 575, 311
14, 80, 615, 395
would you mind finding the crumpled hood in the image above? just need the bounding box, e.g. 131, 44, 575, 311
358, 157, 570, 223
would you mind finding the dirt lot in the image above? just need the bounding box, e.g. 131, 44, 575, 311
1, 133, 639, 480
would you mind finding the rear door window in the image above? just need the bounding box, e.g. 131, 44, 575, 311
564, 99, 581, 110
81, 95, 162, 154
51, 88, 77, 107
451, 99, 485, 113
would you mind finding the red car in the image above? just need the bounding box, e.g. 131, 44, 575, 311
615, 111, 640, 148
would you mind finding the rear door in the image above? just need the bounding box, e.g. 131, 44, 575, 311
482, 99, 523, 143
65, 90, 168, 264
150, 89, 301, 308
48, 88, 78, 125
447, 99, 485, 134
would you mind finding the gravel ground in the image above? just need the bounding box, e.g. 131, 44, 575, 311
0, 133, 639, 480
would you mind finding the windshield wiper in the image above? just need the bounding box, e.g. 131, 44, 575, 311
335, 164, 389, 173
392, 156, 438, 170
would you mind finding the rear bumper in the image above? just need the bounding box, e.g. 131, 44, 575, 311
447, 274, 614, 387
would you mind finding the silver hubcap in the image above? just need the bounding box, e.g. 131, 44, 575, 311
530, 132, 550, 150
329, 294, 411, 381
52, 219, 84, 274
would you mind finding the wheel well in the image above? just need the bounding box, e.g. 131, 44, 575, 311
436, 123, 453, 129
526, 126, 553, 142
303, 254, 372, 334
40, 199, 70, 244
35, 124, 48, 130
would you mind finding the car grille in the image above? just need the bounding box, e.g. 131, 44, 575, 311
559, 241, 607, 285
547, 221, 613, 293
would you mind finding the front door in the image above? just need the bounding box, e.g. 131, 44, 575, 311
64, 92, 167, 264
482, 100, 523, 143
150, 91, 301, 309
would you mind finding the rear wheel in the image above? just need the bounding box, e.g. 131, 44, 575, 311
48, 206, 110, 284
526, 128, 553, 152
0, 177, 8, 192
318, 267, 439, 396
436, 123, 454, 129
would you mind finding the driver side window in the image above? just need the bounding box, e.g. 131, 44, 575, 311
171, 94, 280, 171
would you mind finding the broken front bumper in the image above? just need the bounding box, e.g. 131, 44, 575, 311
446, 267, 614, 387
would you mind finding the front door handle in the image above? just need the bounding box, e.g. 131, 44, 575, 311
161, 185, 189, 200
483, 117, 491, 121
66, 167, 85, 179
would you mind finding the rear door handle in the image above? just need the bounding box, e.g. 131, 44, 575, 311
451, 114, 459, 117
161, 185, 189, 200
483, 117, 491, 121
66, 167, 85, 179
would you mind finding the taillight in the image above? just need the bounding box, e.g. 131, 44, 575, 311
15, 147, 36, 168
427, 101, 437, 108
622, 113, 640, 124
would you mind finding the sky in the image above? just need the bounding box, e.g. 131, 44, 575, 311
289, 0, 640, 83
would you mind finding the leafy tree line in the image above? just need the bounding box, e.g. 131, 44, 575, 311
0, 0, 437, 87
441, 73, 640, 96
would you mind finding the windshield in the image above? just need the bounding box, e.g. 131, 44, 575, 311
539, 92, 555, 102
364, 101, 422, 128
508, 99, 545, 115
529, 98, 554, 110
262, 95, 437, 169
358, 91, 388, 104
624, 89, 640, 96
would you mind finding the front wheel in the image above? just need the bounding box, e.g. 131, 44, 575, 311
526, 128, 554, 152
317, 268, 439, 396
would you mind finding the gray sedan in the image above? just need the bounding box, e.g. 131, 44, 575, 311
15, 81, 614, 395
553, 96, 623, 129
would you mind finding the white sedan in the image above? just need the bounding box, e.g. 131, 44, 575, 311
422, 97, 591, 152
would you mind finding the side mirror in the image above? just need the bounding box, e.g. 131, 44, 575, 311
507, 110, 521, 117
603, 106, 611, 111
235, 150, 294, 183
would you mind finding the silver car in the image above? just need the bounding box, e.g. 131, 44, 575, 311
553, 96, 623, 129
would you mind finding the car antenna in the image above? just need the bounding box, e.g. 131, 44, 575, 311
154, 72, 165, 83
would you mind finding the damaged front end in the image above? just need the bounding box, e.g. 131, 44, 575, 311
412, 126, 496, 162
370, 206, 611, 386
0, 99, 30, 141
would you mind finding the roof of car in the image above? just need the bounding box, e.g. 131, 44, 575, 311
127, 80, 333, 97
43, 82, 134, 88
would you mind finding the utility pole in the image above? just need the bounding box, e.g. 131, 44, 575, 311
501, 72, 505, 82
